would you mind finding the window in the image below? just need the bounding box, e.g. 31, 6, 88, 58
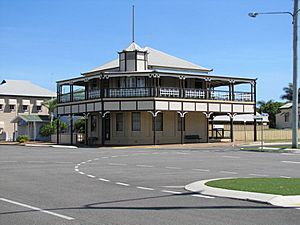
132, 112, 141, 131
0, 104, 3, 111
22, 105, 28, 112
36, 106, 42, 112
90, 115, 97, 132
137, 77, 145, 87
9, 105, 15, 111
116, 113, 123, 131
153, 113, 163, 131
178, 114, 186, 131
284, 112, 289, 122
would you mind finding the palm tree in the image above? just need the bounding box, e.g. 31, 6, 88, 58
42, 98, 57, 123
281, 83, 293, 101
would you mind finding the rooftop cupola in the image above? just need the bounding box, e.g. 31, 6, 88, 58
118, 42, 148, 72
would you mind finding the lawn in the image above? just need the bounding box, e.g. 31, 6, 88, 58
206, 178, 300, 196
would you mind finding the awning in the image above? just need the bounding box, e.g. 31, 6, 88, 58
0, 99, 4, 104
22, 99, 30, 105
11, 115, 50, 124
36, 100, 43, 106
0, 121, 4, 129
9, 99, 17, 105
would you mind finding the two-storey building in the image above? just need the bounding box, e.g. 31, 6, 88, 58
0, 80, 55, 141
56, 42, 257, 146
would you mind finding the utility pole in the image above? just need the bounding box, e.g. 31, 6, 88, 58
292, 0, 298, 148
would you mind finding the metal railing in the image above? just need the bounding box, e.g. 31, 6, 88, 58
59, 87, 253, 103
104, 88, 152, 98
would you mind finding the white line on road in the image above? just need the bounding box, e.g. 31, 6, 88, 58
136, 186, 154, 191
27, 161, 46, 163
165, 166, 181, 170
280, 176, 291, 178
282, 160, 300, 165
101, 157, 109, 159
136, 165, 153, 168
249, 173, 269, 177
94, 158, 99, 160
220, 171, 238, 175
192, 169, 210, 172
192, 194, 215, 199
87, 175, 96, 178
54, 162, 73, 164
162, 186, 185, 188
161, 190, 182, 194
0, 161, 17, 163
108, 163, 127, 166
98, 178, 110, 182
116, 182, 130, 186
79, 172, 85, 175
0, 198, 74, 220
281, 153, 295, 156
75, 169, 79, 172
222, 156, 240, 159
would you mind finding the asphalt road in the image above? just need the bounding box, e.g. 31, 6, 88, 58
0, 144, 300, 225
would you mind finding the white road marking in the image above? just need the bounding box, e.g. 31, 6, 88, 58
165, 166, 181, 170
0, 198, 74, 220
192, 194, 215, 199
75, 169, 79, 172
0, 161, 17, 163
27, 161, 46, 163
192, 168, 210, 172
162, 186, 185, 188
220, 171, 238, 175
101, 157, 109, 159
136, 186, 154, 191
136, 165, 153, 168
282, 160, 300, 165
249, 173, 269, 177
175, 152, 190, 155
280, 176, 291, 178
87, 160, 92, 162
161, 190, 182, 194
87, 175, 96, 178
98, 178, 110, 182
54, 162, 73, 164
108, 163, 127, 166
116, 182, 130, 186
94, 158, 99, 160
79, 172, 85, 175
222, 156, 240, 159
81, 161, 86, 164
281, 153, 295, 156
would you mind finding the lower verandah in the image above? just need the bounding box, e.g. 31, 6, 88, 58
87, 111, 208, 146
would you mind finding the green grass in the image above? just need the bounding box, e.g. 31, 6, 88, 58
206, 178, 300, 195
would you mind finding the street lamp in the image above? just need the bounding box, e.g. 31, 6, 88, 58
249, 0, 299, 148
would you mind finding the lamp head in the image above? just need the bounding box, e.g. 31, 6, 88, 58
248, 12, 258, 18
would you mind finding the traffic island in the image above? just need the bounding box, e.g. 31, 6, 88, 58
185, 178, 300, 208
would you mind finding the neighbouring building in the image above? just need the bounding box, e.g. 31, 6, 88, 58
0, 80, 56, 141
56, 42, 257, 146
276, 103, 298, 129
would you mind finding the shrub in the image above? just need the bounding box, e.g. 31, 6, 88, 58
39, 119, 68, 137
17, 135, 29, 143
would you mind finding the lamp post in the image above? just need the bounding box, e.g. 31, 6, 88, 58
249, 0, 299, 148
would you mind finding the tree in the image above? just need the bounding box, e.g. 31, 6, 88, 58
39, 119, 67, 137
42, 98, 57, 123
280, 83, 300, 102
74, 117, 85, 133
257, 100, 284, 128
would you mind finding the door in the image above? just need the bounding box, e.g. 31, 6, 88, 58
104, 114, 111, 140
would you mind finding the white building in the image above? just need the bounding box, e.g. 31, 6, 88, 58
0, 80, 55, 141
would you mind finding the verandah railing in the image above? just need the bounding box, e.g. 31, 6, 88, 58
59, 87, 253, 103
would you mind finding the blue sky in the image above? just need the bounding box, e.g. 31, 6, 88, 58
0, 0, 295, 101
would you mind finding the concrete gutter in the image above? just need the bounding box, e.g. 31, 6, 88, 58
25, 144, 77, 149
185, 178, 300, 208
